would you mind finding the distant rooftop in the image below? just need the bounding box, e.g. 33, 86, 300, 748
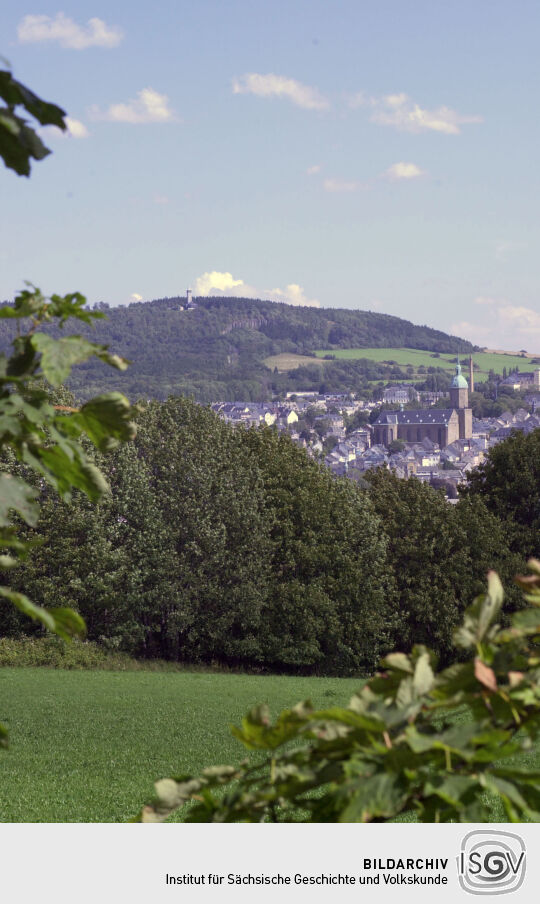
374, 409, 456, 426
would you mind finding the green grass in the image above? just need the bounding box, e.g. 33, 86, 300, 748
2, 668, 537, 823
264, 352, 325, 372
0, 668, 362, 822
313, 346, 540, 379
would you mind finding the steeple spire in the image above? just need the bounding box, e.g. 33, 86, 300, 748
449, 350, 472, 439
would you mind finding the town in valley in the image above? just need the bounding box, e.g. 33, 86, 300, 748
212, 360, 540, 498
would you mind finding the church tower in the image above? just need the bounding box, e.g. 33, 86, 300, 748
450, 359, 472, 439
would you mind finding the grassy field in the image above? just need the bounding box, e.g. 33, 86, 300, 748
313, 346, 540, 379
0, 668, 362, 823
1, 667, 535, 822
264, 353, 325, 372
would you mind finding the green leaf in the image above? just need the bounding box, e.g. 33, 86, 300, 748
0, 116, 33, 175
0, 588, 85, 640
383, 652, 413, 673
95, 350, 130, 372
0, 473, 39, 527
6, 336, 39, 377
36, 446, 110, 501
0, 286, 45, 318
75, 393, 136, 451
454, 573, 504, 649
481, 774, 529, 820
48, 608, 87, 641
339, 773, 408, 822
313, 707, 385, 732
405, 722, 487, 757
231, 703, 312, 750
48, 292, 103, 326
31, 334, 131, 388
0, 77, 63, 176
413, 652, 435, 695
31, 334, 102, 387
511, 609, 540, 632
0, 70, 67, 128
424, 774, 480, 808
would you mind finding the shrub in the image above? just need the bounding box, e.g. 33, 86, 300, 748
0, 637, 202, 671
136, 562, 540, 823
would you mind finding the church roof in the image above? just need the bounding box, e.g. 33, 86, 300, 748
451, 362, 468, 389
374, 409, 456, 426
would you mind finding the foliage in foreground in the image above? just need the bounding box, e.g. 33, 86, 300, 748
1, 68, 137, 749
0, 286, 136, 747
0, 66, 66, 175
137, 562, 540, 823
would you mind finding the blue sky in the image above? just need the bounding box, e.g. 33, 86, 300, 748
1, 0, 540, 351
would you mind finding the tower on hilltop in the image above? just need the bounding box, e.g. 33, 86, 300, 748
449, 357, 472, 439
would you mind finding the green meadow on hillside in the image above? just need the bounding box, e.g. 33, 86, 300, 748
264, 352, 325, 372
1, 667, 535, 823
0, 668, 362, 823
313, 347, 539, 379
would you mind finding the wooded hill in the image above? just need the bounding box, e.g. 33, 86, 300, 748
0, 294, 476, 402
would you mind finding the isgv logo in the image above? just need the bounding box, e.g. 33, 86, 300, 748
458, 831, 526, 895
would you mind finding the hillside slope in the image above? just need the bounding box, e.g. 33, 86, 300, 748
0, 295, 476, 401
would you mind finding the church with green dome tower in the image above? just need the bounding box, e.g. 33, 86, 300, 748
449, 358, 473, 440
373, 358, 473, 448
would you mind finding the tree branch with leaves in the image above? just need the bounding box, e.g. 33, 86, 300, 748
0, 67, 137, 748
136, 563, 540, 823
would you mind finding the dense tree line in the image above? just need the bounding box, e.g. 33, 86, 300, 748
0, 295, 476, 403
1, 398, 395, 674
463, 428, 540, 559
363, 469, 524, 659
0, 398, 531, 675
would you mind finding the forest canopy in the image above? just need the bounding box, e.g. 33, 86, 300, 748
0, 295, 477, 402
1, 396, 528, 676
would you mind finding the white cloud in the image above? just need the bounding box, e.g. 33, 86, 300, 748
65, 117, 89, 138
194, 271, 319, 307
498, 304, 540, 334
306, 164, 321, 175
385, 93, 409, 108
195, 271, 245, 295
232, 73, 329, 111
129, 293, 143, 302
451, 297, 540, 351
267, 283, 320, 307
384, 161, 425, 180
348, 91, 372, 109
370, 92, 482, 135
495, 240, 525, 261
17, 13, 123, 49
43, 116, 89, 139
89, 88, 176, 124
323, 177, 361, 193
